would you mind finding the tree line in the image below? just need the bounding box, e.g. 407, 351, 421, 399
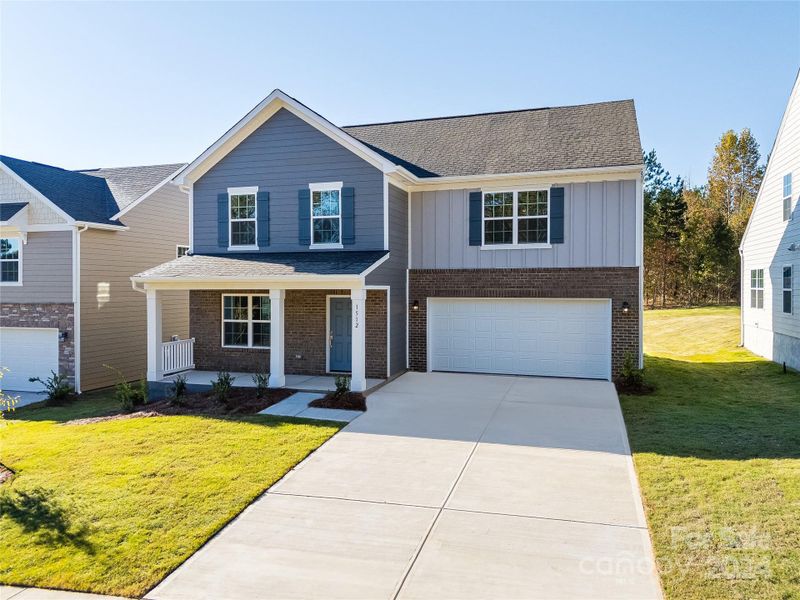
644, 129, 765, 307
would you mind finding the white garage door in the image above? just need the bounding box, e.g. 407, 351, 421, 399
428, 298, 612, 380
0, 327, 59, 391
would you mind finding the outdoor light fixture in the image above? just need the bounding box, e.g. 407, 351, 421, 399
58, 330, 68, 342
621, 302, 630, 314
412, 300, 420, 311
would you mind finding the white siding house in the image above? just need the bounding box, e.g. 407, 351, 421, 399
740, 72, 800, 371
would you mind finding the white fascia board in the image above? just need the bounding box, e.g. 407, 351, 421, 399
111, 164, 188, 220
134, 275, 365, 291
175, 90, 398, 186
0, 162, 75, 224
75, 221, 129, 231
0, 203, 29, 228
359, 251, 391, 277
740, 69, 800, 250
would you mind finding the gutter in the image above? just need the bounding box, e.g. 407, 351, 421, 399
73, 224, 89, 393
739, 247, 745, 347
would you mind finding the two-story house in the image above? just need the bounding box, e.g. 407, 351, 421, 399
134, 90, 643, 394
741, 71, 800, 371
0, 156, 189, 397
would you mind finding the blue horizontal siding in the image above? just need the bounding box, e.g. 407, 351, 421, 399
193, 108, 385, 253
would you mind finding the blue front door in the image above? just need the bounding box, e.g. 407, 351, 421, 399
329, 297, 352, 372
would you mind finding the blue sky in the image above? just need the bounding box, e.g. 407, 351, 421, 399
1, 1, 798, 183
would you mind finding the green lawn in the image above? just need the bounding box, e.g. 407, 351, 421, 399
621, 307, 800, 599
0, 392, 341, 597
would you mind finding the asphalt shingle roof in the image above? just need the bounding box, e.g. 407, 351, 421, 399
78, 163, 184, 211
342, 100, 643, 178
0, 202, 28, 221
134, 251, 389, 280
1, 156, 186, 225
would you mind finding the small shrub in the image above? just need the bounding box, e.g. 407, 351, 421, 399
170, 374, 188, 400
211, 371, 235, 404
334, 375, 351, 397
105, 365, 147, 413
0, 368, 19, 418
252, 372, 270, 398
615, 352, 653, 395
28, 371, 73, 406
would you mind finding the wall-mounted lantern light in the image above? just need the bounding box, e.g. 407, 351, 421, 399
58, 330, 68, 342
621, 301, 630, 314
412, 300, 420, 311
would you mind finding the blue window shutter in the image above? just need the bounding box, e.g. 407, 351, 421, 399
217, 193, 228, 248
298, 189, 311, 245
257, 191, 269, 247
342, 187, 355, 245
468, 191, 482, 246
550, 187, 565, 244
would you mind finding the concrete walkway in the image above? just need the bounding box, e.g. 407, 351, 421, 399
148, 372, 663, 600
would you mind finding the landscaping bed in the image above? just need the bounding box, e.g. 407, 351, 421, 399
308, 391, 367, 411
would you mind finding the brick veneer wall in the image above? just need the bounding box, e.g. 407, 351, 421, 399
0, 303, 75, 385
408, 268, 640, 378
190, 289, 387, 378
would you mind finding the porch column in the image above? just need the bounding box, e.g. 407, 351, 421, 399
269, 289, 286, 388
350, 287, 367, 392
146, 288, 163, 381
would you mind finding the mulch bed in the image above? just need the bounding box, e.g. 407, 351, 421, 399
309, 391, 367, 411
64, 388, 295, 425
614, 379, 656, 395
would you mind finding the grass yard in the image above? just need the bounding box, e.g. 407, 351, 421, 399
621, 306, 800, 599
0, 393, 341, 597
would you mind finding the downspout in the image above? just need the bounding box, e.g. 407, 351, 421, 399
73, 224, 88, 393
739, 247, 745, 347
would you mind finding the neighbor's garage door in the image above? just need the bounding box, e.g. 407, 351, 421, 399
428, 298, 611, 380
0, 327, 59, 391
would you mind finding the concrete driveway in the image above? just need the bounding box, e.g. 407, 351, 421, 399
148, 372, 662, 600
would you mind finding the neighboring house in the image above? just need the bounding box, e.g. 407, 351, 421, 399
134, 90, 643, 393
0, 156, 189, 393
740, 72, 800, 371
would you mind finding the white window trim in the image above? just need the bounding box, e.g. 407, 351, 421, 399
228, 186, 259, 251
783, 173, 793, 221
0, 236, 23, 286
221, 293, 271, 349
176, 245, 190, 258
309, 181, 344, 249
480, 188, 551, 250
750, 268, 764, 310
783, 264, 793, 315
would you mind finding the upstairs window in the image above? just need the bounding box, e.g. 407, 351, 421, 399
783, 266, 793, 314
176, 245, 189, 258
483, 190, 548, 246
784, 174, 793, 221
310, 182, 342, 247
0, 238, 21, 284
229, 187, 257, 248
750, 269, 764, 309
222, 294, 270, 348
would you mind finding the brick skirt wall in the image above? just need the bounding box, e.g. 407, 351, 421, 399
190, 289, 387, 379
0, 303, 75, 384
408, 268, 640, 377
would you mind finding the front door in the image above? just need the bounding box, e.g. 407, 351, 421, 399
329, 297, 352, 372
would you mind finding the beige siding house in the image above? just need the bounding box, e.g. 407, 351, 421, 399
0, 156, 189, 395
740, 71, 800, 370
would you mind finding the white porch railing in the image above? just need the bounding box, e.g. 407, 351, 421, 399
162, 338, 195, 375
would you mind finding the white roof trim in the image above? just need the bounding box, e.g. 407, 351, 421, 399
173, 90, 399, 185
111, 164, 188, 220
0, 202, 29, 227
740, 69, 800, 250
0, 162, 75, 224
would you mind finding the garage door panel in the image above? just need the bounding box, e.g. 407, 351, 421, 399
0, 327, 60, 391
429, 299, 611, 380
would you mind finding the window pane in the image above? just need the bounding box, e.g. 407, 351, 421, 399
231, 220, 256, 246
784, 267, 792, 289
230, 194, 256, 219
750, 290, 757, 308
252, 322, 271, 347
0, 238, 19, 260
313, 217, 340, 244
483, 192, 513, 218
223, 321, 248, 346
1, 261, 19, 282
484, 219, 513, 245
784, 290, 792, 314
224, 296, 248, 320
518, 217, 547, 243
312, 190, 340, 217
252, 296, 271, 321
785, 196, 793, 220
785, 173, 793, 198
518, 191, 548, 217
757, 290, 764, 309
